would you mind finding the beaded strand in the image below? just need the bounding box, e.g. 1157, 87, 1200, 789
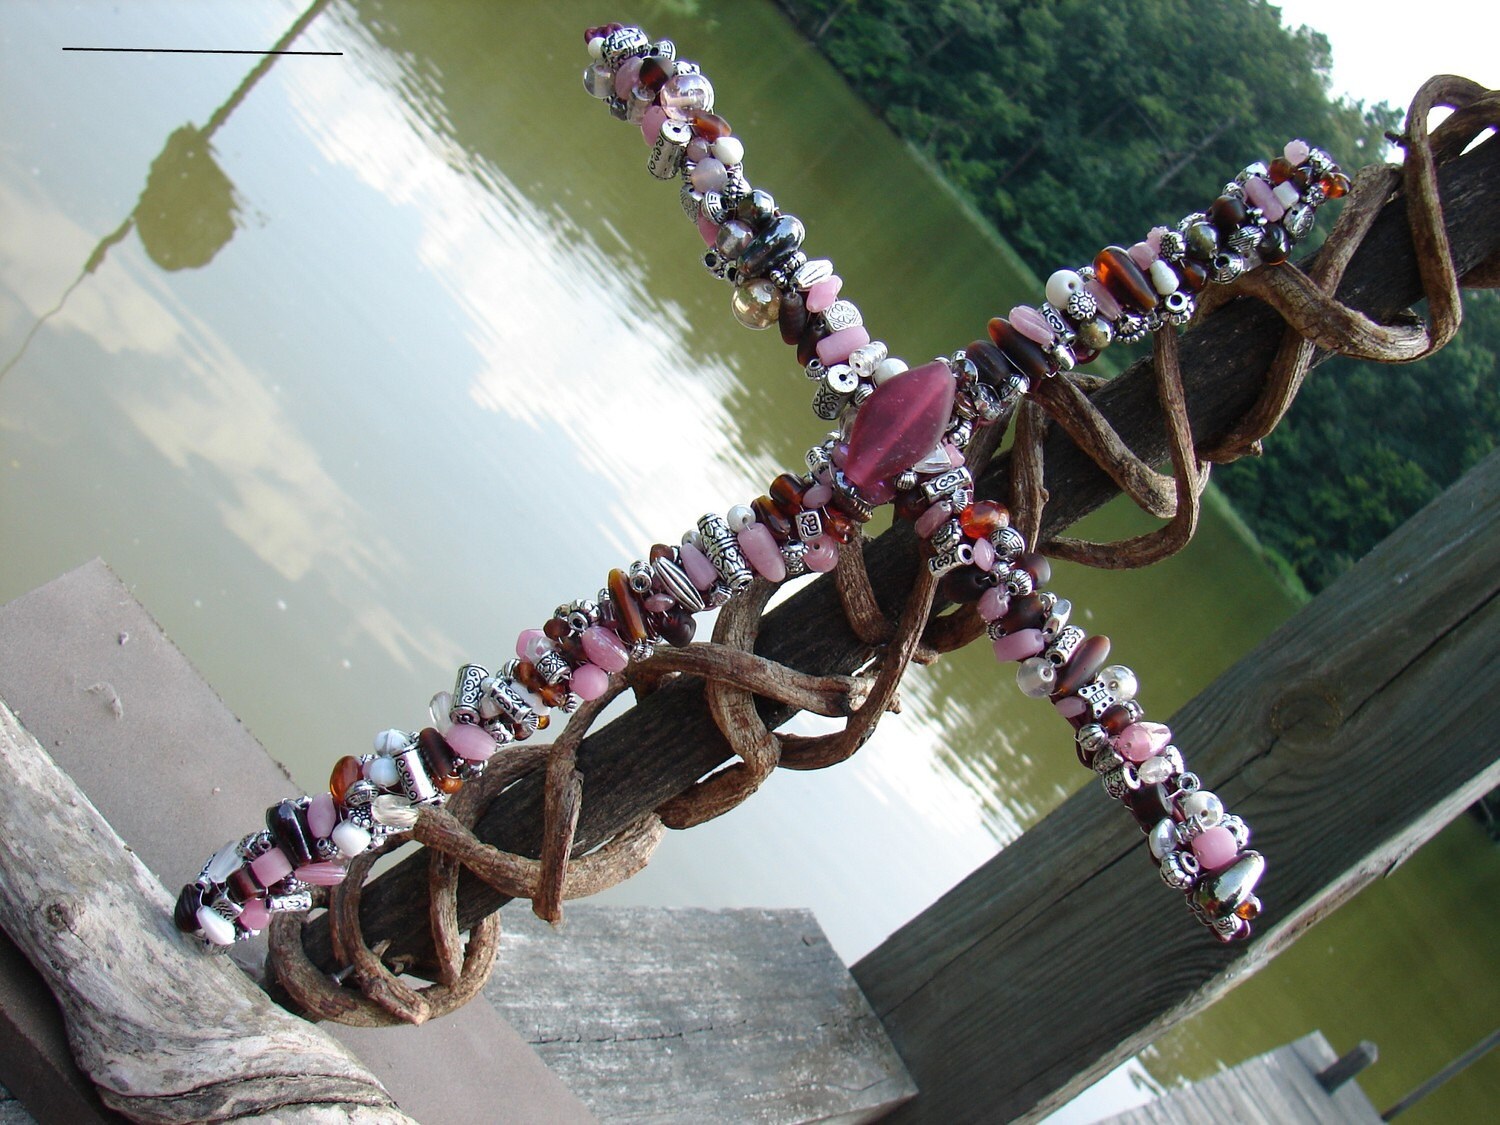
176, 22, 1346, 950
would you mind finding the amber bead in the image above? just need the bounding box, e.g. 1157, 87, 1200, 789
1176, 257, 1210, 293
965, 339, 1015, 390
228, 866, 261, 902
330, 755, 363, 804
778, 288, 808, 346
1053, 634, 1112, 699
822, 506, 856, 543
1209, 194, 1249, 235
419, 727, 458, 781
649, 542, 676, 562
639, 57, 671, 94
752, 495, 794, 539
657, 607, 697, 647
1100, 700, 1145, 735
514, 660, 544, 693
1320, 171, 1350, 199
940, 565, 995, 603
797, 316, 829, 366
689, 110, 732, 140
999, 592, 1048, 634
959, 499, 1009, 539
1094, 246, 1158, 311
1258, 224, 1291, 265
1017, 550, 1051, 586
607, 568, 650, 644
1124, 782, 1174, 831
267, 798, 314, 866
987, 317, 1053, 381
769, 472, 807, 514
1267, 156, 1294, 184
535, 713, 551, 731
544, 617, 572, 642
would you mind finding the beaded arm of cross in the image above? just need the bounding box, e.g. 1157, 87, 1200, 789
174, 21, 1348, 953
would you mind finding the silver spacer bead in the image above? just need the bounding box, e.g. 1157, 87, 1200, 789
1210, 252, 1247, 284
992, 525, 1026, 560
1101, 765, 1140, 801
1283, 203, 1316, 240
1163, 290, 1195, 326
1004, 568, 1034, 597
1160, 850, 1200, 891
1228, 224, 1264, 255
930, 519, 963, 554
1065, 290, 1098, 323
1158, 228, 1187, 262
1114, 312, 1150, 344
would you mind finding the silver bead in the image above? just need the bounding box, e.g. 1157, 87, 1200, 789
993, 525, 1026, 560
781, 540, 809, 577
652, 555, 705, 612
849, 340, 889, 377
1043, 597, 1072, 636
927, 542, 975, 576
1236, 161, 1269, 184
793, 257, 835, 290
1101, 765, 1140, 801
450, 662, 488, 724
1158, 229, 1187, 262
822, 299, 863, 332
830, 472, 874, 522
921, 467, 973, 503
1228, 224, 1264, 254
1076, 723, 1110, 758
1283, 203, 1316, 240
1220, 814, 1251, 850
1038, 301, 1073, 341
342, 779, 378, 809
930, 519, 963, 554
1163, 290, 1194, 326
702, 248, 736, 282
627, 559, 654, 595
697, 513, 754, 594
893, 470, 919, 493
1047, 342, 1076, 372
1065, 290, 1098, 323
1076, 677, 1119, 718
704, 581, 733, 608
700, 190, 727, 225
647, 119, 691, 180
1160, 849, 1200, 891
1004, 568, 1034, 597
680, 182, 703, 222
1114, 312, 1150, 344
1210, 252, 1247, 284
823, 363, 859, 394
812, 384, 851, 421
1193, 851, 1265, 921
1303, 182, 1327, 207
599, 26, 651, 67
1306, 147, 1336, 177
534, 650, 570, 685
1148, 818, 1179, 860
396, 743, 441, 805
651, 39, 677, 62
767, 251, 807, 291
1179, 789, 1224, 829
804, 358, 828, 382
1045, 625, 1086, 666
266, 889, 314, 914
805, 445, 832, 477
794, 509, 824, 540
967, 382, 1007, 424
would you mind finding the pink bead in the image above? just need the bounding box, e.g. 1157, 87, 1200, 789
571, 662, 610, 701
1128, 241, 1158, 269
581, 625, 630, 673
1085, 278, 1123, 320
238, 898, 270, 931
250, 847, 293, 888
679, 542, 719, 591
690, 157, 727, 193
294, 862, 347, 887
737, 523, 787, 582
641, 105, 667, 145
613, 57, 643, 100
1243, 175, 1284, 221
644, 593, 675, 613
1284, 138, 1310, 165
978, 587, 1009, 622
942, 441, 965, 467
1146, 226, 1168, 253
1009, 304, 1055, 347
992, 627, 1044, 663
805, 275, 842, 313
805, 536, 839, 572
842, 360, 956, 490
1191, 826, 1239, 872
445, 722, 498, 762
696, 213, 720, 246
1054, 696, 1088, 720
516, 628, 551, 661
1116, 721, 1172, 763
816, 325, 871, 366
914, 502, 952, 539
307, 792, 337, 839
972, 536, 996, 572
802, 482, 833, 509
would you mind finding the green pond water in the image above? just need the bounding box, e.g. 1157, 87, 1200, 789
0, 1, 1494, 1119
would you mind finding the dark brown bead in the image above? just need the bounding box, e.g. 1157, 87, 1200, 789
1124, 782, 1173, 830
419, 727, 459, 783
689, 111, 732, 140
1258, 224, 1291, 265
266, 798, 314, 866
797, 316, 829, 366
999, 592, 1048, 634
639, 57, 671, 93
1268, 156, 1294, 184
1209, 194, 1249, 235
894, 490, 929, 522
543, 616, 571, 641
986, 317, 1053, 381
513, 660, 544, 693
769, 473, 806, 514
607, 568, 650, 644
965, 339, 1016, 390
657, 607, 696, 647
228, 866, 261, 902
960, 499, 1008, 539
1176, 257, 1210, 292
537, 681, 571, 708
1053, 634, 1112, 698
649, 542, 675, 562
778, 288, 808, 346
329, 755, 362, 805
752, 495, 794, 539
1101, 700, 1146, 734
939, 565, 995, 603
174, 884, 205, 932
1094, 245, 1158, 311
1018, 551, 1051, 587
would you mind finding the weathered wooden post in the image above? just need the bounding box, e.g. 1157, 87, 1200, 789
851, 448, 1500, 1123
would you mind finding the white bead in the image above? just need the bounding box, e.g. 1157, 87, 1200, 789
364, 755, 400, 789
332, 820, 372, 858
1148, 817, 1177, 860
587, 36, 605, 60
1137, 754, 1173, 785
373, 728, 408, 755
197, 905, 236, 946
727, 504, 757, 531
371, 793, 419, 829
521, 634, 554, 663
204, 840, 242, 884
712, 136, 744, 166
519, 687, 550, 717
1149, 259, 1179, 296
1045, 269, 1084, 309
428, 691, 453, 730
1098, 664, 1139, 702
873, 357, 909, 385
1016, 656, 1056, 698
1179, 790, 1224, 827
1273, 181, 1301, 209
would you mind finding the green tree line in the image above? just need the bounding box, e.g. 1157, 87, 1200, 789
774, 0, 1497, 594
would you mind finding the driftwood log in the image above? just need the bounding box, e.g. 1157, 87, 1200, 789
291, 132, 1500, 980
0, 700, 414, 1124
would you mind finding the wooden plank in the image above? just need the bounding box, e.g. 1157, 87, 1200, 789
849, 448, 1500, 1123
1098, 1032, 1382, 1125
486, 905, 915, 1124
295, 128, 1500, 980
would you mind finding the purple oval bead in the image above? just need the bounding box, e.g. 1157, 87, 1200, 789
992, 627, 1045, 663
737, 523, 787, 582
581, 625, 630, 674
1008, 304, 1055, 347
307, 792, 337, 839
679, 541, 719, 592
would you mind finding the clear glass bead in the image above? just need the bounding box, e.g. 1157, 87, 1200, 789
1016, 656, 1056, 698
731, 277, 781, 330
659, 72, 714, 120
371, 793, 419, 830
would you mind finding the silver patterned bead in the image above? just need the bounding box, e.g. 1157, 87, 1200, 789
394, 745, 439, 806
647, 119, 691, 179
702, 248, 736, 282
1228, 224, 1264, 255
794, 509, 824, 540
1306, 147, 1335, 177
1047, 342, 1076, 372
1065, 291, 1098, 323
1076, 677, 1119, 718
1283, 203, 1316, 240
992, 525, 1026, 560
266, 889, 314, 914
830, 472, 874, 522
893, 470, 919, 493
1236, 161, 1269, 184
1163, 290, 1194, 326
767, 251, 807, 291
697, 513, 754, 593
822, 299, 863, 332
850, 383, 874, 407
342, 779, 378, 809
599, 26, 651, 66
1038, 302, 1073, 342
704, 581, 733, 608
700, 190, 727, 225
652, 555, 706, 612
781, 540, 809, 577
806, 445, 832, 477
1043, 597, 1072, 636
1160, 850, 1200, 891
1303, 182, 1327, 207
927, 541, 975, 576
1076, 722, 1110, 758
1210, 252, 1247, 284
1158, 228, 1187, 262
849, 340, 889, 377
794, 258, 834, 290
1003, 568, 1034, 597
1114, 312, 1150, 344
812, 384, 851, 421
930, 519, 963, 554
922, 467, 973, 503
534, 650, 570, 685
680, 182, 703, 222
451, 663, 488, 725
804, 358, 828, 382
651, 39, 677, 61
1101, 765, 1140, 801
1044, 625, 1086, 666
